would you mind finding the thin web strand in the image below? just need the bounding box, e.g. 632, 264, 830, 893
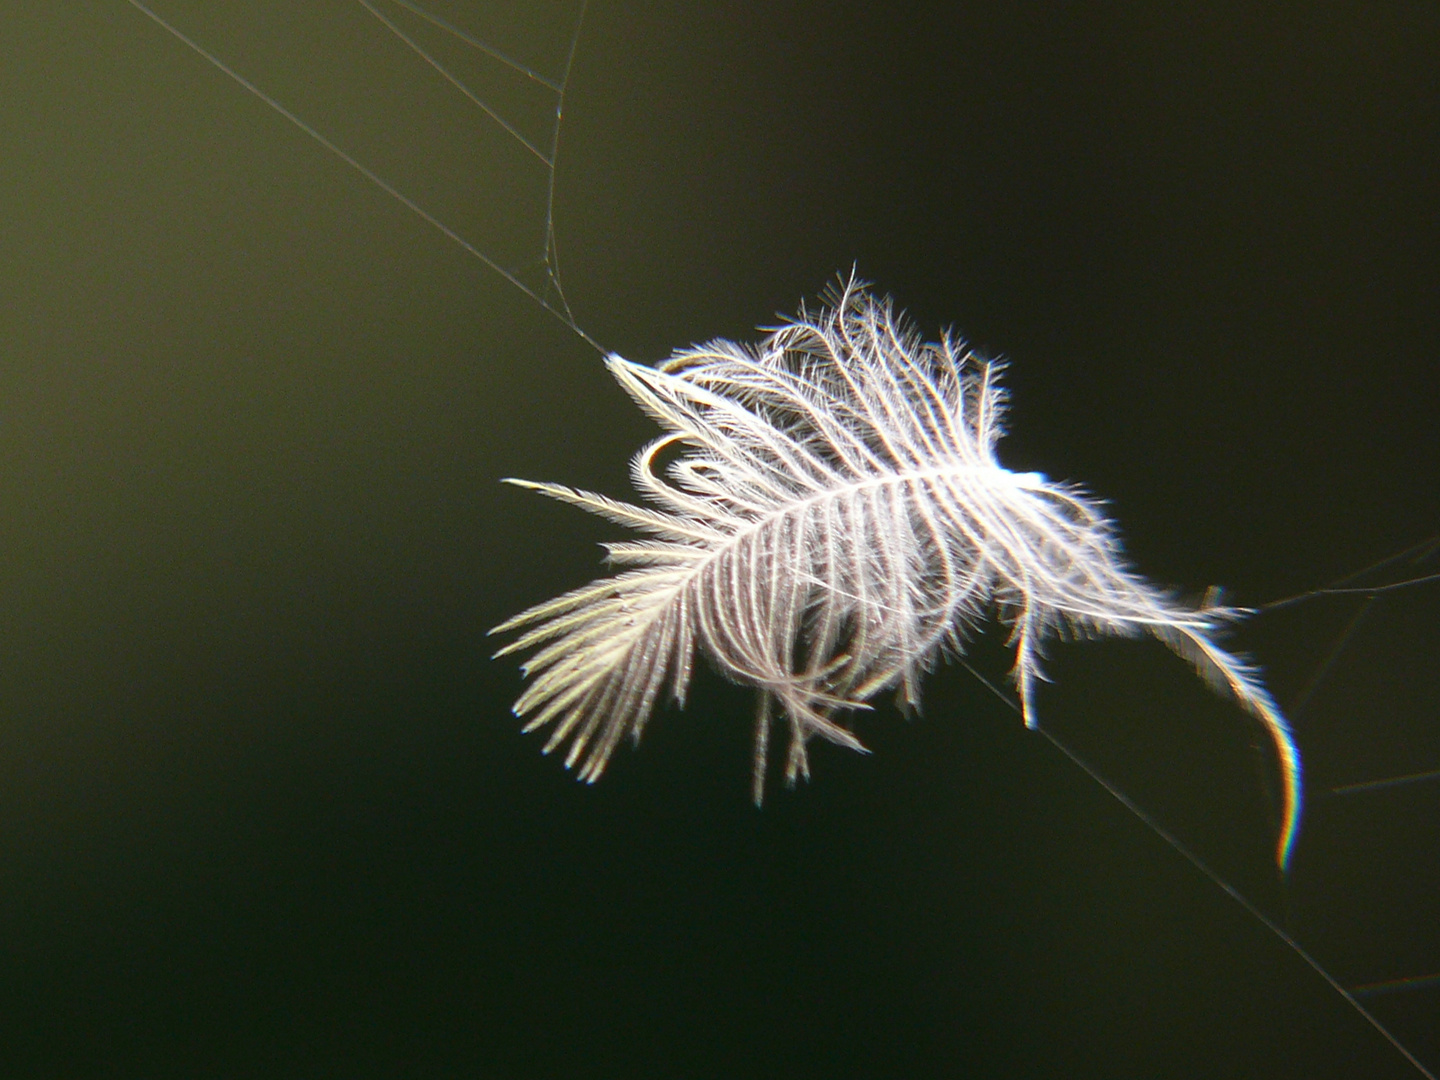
381, 0, 565, 90
123, 0, 604, 354
1261, 535, 1440, 798
1285, 596, 1377, 721
356, 0, 554, 165
958, 656, 1437, 1080
1331, 769, 1440, 797
1258, 533, 1440, 613
354, 0, 593, 327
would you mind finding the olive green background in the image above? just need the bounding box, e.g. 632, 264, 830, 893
1, 2, 1437, 1076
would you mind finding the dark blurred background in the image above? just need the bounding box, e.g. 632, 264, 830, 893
1, 2, 1436, 1076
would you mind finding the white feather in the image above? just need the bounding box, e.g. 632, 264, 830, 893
492, 277, 1303, 870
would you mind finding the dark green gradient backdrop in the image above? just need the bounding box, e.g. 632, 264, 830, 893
1, 3, 1437, 1077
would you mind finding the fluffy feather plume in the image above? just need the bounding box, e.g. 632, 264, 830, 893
492, 277, 1303, 870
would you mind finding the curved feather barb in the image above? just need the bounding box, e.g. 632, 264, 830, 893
492, 277, 1303, 870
